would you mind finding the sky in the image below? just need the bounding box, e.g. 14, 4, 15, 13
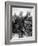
12, 7, 34, 17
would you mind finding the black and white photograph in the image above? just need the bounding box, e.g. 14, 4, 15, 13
10, 7, 32, 41
5, 2, 37, 44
